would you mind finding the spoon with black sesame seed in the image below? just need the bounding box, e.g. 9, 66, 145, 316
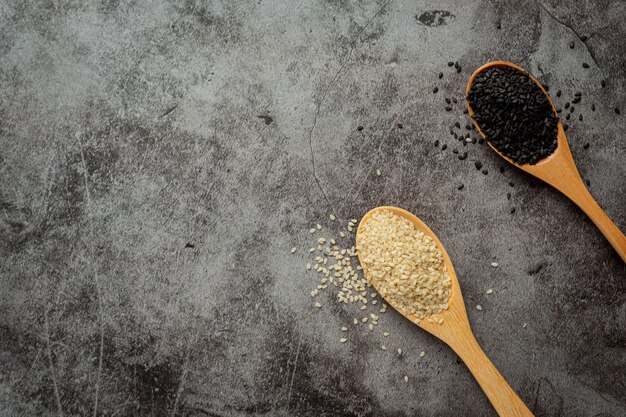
466, 61, 626, 263
357, 207, 534, 417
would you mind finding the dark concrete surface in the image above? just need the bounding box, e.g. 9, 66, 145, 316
1, 1, 625, 416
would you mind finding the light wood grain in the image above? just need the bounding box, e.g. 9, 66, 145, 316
465, 60, 626, 263
357, 207, 534, 417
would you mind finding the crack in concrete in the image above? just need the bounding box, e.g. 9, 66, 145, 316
307, 0, 392, 218
539, 3, 603, 74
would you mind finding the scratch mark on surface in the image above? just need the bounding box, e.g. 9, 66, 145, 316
307, 0, 392, 217
161, 104, 178, 118
44, 310, 64, 417
286, 338, 301, 410
77, 135, 106, 417
170, 348, 190, 417
538, 3, 603, 74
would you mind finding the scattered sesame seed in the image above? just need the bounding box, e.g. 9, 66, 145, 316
381, 345, 387, 351
316, 224, 321, 230
490, 262, 498, 267
339, 338, 347, 343
522, 323, 527, 328
341, 327, 348, 331
404, 375, 409, 383
383, 332, 390, 337
318, 238, 326, 244
329, 214, 336, 221
315, 302, 322, 308
309, 228, 316, 234
397, 348, 402, 356
339, 231, 345, 238
368, 324, 374, 331
376, 169, 381, 176
290, 247, 297, 253
486, 289, 493, 295
419, 351, 426, 358
354, 318, 358, 325
476, 305, 483, 311
362, 317, 368, 323
306, 263, 311, 270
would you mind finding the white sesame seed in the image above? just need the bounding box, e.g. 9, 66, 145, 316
339, 338, 347, 343
290, 247, 297, 253
341, 326, 348, 331
339, 231, 345, 238
486, 289, 493, 295
490, 262, 498, 267
306, 263, 311, 270
309, 247, 315, 253
368, 324, 374, 331
404, 375, 409, 383
353, 318, 358, 325
318, 238, 326, 244
381, 345, 387, 351
330, 239, 336, 245
397, 348, 402, 356
362, 317, 368, 323
476, 305, 483, 311
315, 302, 322, 308
329, 214, 336, 221
376, 169, 381, 176
523, 323, 527, 328
383, 332, 390, 337
310, 228, 316, 234
360, 305, 367, 310
316, 224, 322, 230
419, 351, 425, 358
350, 219, 357, 223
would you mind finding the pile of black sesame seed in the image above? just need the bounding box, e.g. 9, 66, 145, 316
467, 67, 559, 165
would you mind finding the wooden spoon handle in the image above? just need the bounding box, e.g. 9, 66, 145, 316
564, 184, 626, 263
451, 335, 534, 417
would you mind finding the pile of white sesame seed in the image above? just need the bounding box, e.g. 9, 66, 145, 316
356, 210, 452, 320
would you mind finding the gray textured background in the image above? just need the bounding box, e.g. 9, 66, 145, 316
1, 1, 625, 416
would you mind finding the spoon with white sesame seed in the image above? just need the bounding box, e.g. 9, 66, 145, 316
356, 206, 534, 417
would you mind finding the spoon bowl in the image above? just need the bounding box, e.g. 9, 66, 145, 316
466, 61, 626, 262
357, 206, 534, 417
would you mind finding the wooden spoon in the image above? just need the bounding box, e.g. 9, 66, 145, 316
356, 206, 534, 417
466, 60, 626, 263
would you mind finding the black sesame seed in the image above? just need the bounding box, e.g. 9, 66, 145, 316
442, 144, 447, 150
452, 98, 458, 104
455, 122, 461, 128
434, 140, 440, 147
445, 98, 451, 104
445, 106, 452, 111
396, 123, 403, 129
601, 80, 606, 88
433, 86, 439, 94
452, 148, 459, 154
556, 108, 562, 113
357, 126, 364, 131
585, 179, 590, 186
463, 108, 469, 114
564, 124, 569, 131
482, 169, 488, 175
568, 41, 575, 48
509, 182, 514, 187
474, 161, 483, 170
506, 192, 511, 199
510, 207, 516, 214
458, 184, 464, 190
571, 97, 581, 104
591, 104, 595, 111
458, 152, 468, 160
579, 114, 583, 121
565, 102, 570, 109
583, 143, 589, 149
499, 166, 505, 173
439, 72, 444, 79
456, 65, 462, 73
556, 90, 561, 97
496, 22, 501, 29
465, 124, 471, 130
580, 35, 588, 42
616, 107, 621, 115
448, 61, 454, 67
575, 92, 582, 97
582, 63, 589, 68
565, 114, 570, 120
569, 106, 575, 113
467, 66, 558, 165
